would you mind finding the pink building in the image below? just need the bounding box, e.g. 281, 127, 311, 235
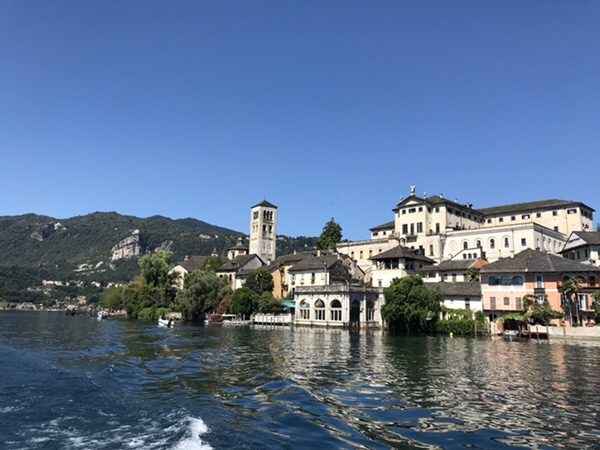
481, 249, 600, 327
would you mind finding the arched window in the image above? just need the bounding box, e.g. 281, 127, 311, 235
488, 276, 499, 286
315, 299, 325, 320
368, 250, 373, 258
490, 239, 496, 249
589, 276, 597, 286
366, 300, 375, 321
463, 241, 469, 250
299, 301, 310, 320
500, 276, 512, 286
504, 237, 510, 248
330, 299, 342, 321
476, 240, 482, 248
512, 276, 524, 285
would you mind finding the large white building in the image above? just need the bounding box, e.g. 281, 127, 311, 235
337, 187, 595, 280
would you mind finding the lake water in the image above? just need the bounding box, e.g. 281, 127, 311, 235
1, 312, 599, 450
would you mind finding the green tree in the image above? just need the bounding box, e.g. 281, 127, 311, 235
560, 276, 583, 326
100, 286, 124, 310
593, 291, 600, 324
466, 267, 481, 282
316, 218, 343, 250
121, 277, 159, 319
230, 287, 259, 318
176, 270, 230, 322
138, 251, 177, 307
244, 270, 274, 295
257, 291, 284, 313
523, 294, 562, 325
382, 275, 443, 333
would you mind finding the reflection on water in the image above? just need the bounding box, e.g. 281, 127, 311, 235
1, 312, 599, 449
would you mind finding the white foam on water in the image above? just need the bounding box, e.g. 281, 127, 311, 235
172, 416, 212, 450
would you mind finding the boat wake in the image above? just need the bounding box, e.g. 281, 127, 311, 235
172, 417, 212, 450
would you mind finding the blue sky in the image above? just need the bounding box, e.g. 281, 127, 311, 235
1, 1, 599, 240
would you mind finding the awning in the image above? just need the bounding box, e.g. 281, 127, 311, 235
282, 300, 295, 309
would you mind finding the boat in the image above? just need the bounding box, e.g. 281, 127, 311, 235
158, 318, 174, 328
97, 311, 109, 321
205, 313, 250, 326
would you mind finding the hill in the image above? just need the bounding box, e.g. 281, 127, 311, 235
0, 211, 317, 303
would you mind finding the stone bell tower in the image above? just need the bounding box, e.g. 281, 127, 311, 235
249, 200, 277, 263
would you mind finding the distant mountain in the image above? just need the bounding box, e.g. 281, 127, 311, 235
0, 211, 317, 303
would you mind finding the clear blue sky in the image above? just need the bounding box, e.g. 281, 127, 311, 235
1, 1, 599, 240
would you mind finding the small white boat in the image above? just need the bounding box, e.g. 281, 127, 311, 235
221, 314, 251, 326
97, 311, 108, 321
158, 318, 174, 328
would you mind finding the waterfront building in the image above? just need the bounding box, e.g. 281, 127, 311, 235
216, 254, 264, 290
294, 284, 383, 328
369, 246, 433, 288
261, 250, 319, 299
336, 187, 595, 283
427, 282, 483, 313
419, 258, 488, 283
170, 255, 208, 289
480, 249, 600, 326
249, 200, 277, 264
561, 231, 600, 267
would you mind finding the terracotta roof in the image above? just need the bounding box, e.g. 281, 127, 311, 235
369, 221, 395, 231
251, 200, 277, 209
428, 281, 482, 297
480, 249, 600, 274
478, 199, 595, 216
370, 246, 434, 263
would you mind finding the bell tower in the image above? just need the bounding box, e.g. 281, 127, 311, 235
249, 200, 277, 263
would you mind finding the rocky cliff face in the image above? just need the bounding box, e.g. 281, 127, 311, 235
111, 230, 141, 261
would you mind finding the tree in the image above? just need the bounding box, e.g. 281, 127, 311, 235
523, 294, 562, 326
466, 267, 481, 282
230, 287, 259, 318
100, 286, 124, 311
244, 270, 274, 295
257, 291, 284, 314
593, 291, 600, 324
560, 276, 583, 326
121, 277, 158, 319
176, 270, 230, 322
381, 275, 443, 333
139, 251, 177, 306
316, 218, 343, 250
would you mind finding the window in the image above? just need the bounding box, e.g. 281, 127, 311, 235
402, 224, 408, 234
410, 223, 415, 235
417, 222, 423, 233
373, 232, 378, 237
463, 241, 468, 250
476, 240, 481, 248
490, 238, 496, 249
512, 276, 524, 285
522, 214, 530, 219
554, 226, 559, 232
536, 212, 542, 218
402, 209, 406, 215
516, 297, 522, 310
408, 208, 416, 213
499, 217, 504, 223
489, 276, 499, 286
500, 276, 513, 286
503, 297, 510, 306
490, 297, 496, 309
315, 300, 325, 320
486, 219, 492, 224
521, 238, 527, 246
366, 300, 375, 321
435, 223, 440, 234
585, 249, 589, 258
511, 216, 516, 221
452, 273, 457, 282
418, 206, 423, 212
330, 300, 342, 321
435, 207, 440, 213
567, 208, 577, 215
504, 237, 510, 248
535, 274, 544, 288
552, 210, 558, 216
464, 298, 471, 309
299, 301, 310, 320
429, 245, 434, 256
311, 272, 315, 284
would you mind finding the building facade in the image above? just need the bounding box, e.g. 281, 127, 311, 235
249, 200, 277, 264
561, 231, 600, 267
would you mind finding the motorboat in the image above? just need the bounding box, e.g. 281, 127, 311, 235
158, 318, 174, 328
205, 313, 250, 326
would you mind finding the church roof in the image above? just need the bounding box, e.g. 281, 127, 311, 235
252, 200, 278, 209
